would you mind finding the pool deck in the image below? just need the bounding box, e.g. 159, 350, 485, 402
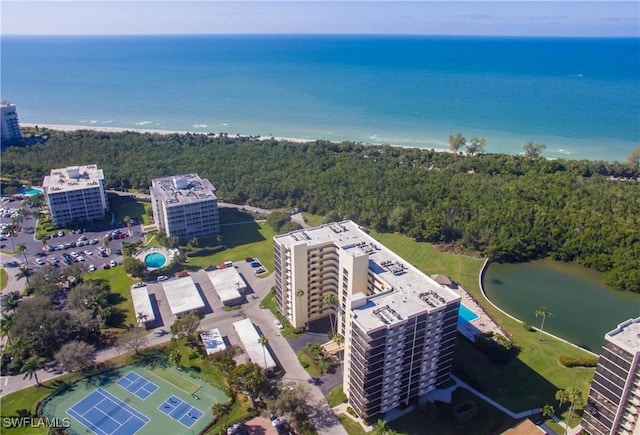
455, 285, 508, 341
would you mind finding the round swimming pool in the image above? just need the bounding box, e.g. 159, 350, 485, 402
144, 252, 167, 268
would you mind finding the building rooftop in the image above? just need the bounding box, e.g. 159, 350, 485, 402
275, 221, 460, 331
606, 317, 640, 354
150, 173, 217, 206
161, 277, 205, 316
233, 319, 276, 371
42, 164, 105, 193
200, 328, 227, 355
206, 267, 245, 304
130, 285, 155, 324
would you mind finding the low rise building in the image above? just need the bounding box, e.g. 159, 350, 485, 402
161, 277, 205, 317
130, 284, 155, 328
42, 164, 109, 226
149, 173, 220, 240
582, 317, 640, 435
273, 221, 460, 418
233, 319, 276, 371
206, 267, 245, 306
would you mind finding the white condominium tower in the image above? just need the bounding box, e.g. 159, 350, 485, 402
42, 164, 109, 226
1, 100, 22, 142
149, 173, 220, 240
273, 221, 461, 418
582, 317, 640, 435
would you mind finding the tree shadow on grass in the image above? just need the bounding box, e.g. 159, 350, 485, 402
132, 347, 169, 368
220, 222, 265, 248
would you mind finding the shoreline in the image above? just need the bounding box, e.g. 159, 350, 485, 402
21, 123, 452, 154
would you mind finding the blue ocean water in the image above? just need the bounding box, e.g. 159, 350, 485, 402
2, 35, 638, 161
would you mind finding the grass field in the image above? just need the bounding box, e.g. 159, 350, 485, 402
108, 193, 149, 224
0, 267, 8, 291
86, 267, 136, 327
326, 386, 348, 408
338, 414, 368, 435
146, 366, 202, 395
368, 230, 594, 422
186, 221, 276, 273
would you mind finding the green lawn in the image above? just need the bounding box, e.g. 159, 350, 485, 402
368, 230, 595, 420
0, 268, 8, 291
260, 291, 305, 339
107, 193, 149, 224
338, 414, 368, 435
86, 267, 136, 327
186, 222, 276, 273
297, 351, 323, 377
301, 213, 324, 227
326, 386, 348, 408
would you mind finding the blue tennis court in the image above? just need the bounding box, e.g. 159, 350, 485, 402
158, 395, 204, 428
117, 371, 159, 400
66, 388, 149, 435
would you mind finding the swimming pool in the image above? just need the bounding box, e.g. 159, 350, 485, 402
144, 252, 167, 268
19, 188, 42, 196
458, 304, 479, 326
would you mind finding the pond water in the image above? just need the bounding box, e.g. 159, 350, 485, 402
483, 259, 640, 353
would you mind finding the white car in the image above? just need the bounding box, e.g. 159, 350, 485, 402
34, 258, 46, 265
273, 320, 284, 330
157, 275, 169, 282
84, 250, 93, 256
70, 251, 79, 258
109, 260, 117, 267
88, 264, 96, 272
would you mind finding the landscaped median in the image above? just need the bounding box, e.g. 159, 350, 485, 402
259, 290, 305, 339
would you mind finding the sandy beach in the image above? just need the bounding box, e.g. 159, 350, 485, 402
22, 123, 315, 144
21, 123, 452, 153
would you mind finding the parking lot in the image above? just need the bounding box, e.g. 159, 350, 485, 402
0, 196, 144, 279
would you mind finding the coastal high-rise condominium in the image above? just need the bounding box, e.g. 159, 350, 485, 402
42, 164, 109, 226
582, 317, 640, 435
1, 100, 22, 142
149, 173, 220, 240
273, 221, 460, 418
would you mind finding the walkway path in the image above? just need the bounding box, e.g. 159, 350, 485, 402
0, 252, 25, 295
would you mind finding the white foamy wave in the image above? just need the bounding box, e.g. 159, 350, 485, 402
101, 120, 112, 124
193, 124, 208, 128
89, 120, 97, 124
135, 121, 152, 126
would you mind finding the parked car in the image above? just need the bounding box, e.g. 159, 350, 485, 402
157, 275, 169, 282
256, 267, 266, 274
109, 260, 117, 267
102, 263, 110, 270
88, 264, 96, 272
34, 258, 45, 265
273, 319, 284, 330
132, 282, 146, 288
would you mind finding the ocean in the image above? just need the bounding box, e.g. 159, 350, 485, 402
2, 35, 638, 161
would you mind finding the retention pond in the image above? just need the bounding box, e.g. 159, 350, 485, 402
483, 258, 640, 353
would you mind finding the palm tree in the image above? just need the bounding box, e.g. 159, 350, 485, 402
102, 237, 110, 255
1, 312, 14, 345
333, 333, 344, 371
555, 389, 569, 433
15, 243, 28, 265
258, 335, 269, 371
136, 311, 148, 325
535, 306, 552, 341
541, 403, 555, 419
565, 387, 583, 432
16, 266, 33, 285
323, 293, 339, 336
1, 291, 22, 314
21, 356, 45, 387
124, 215, 132, 236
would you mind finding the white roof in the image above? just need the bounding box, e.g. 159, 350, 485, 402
207, 267, 245, 304
200, 328, 227, 355
607, 317, 640, 354
130, 285, 155, 324
233, 319, 276, 371
42, 164, 105, 193
162, 277, 205, 315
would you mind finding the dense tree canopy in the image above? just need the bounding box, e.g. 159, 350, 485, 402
4, 130, 639, 292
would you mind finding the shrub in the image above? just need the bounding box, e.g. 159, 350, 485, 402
346, 406, 358, 418
522, 321, 534, 331
559, 355, 598, 368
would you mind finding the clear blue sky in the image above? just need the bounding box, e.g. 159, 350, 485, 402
2, 1, 638, 37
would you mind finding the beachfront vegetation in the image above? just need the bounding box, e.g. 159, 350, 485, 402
3, 129, 639, 292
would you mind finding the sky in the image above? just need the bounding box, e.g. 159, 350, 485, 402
1, 1, 638, 37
